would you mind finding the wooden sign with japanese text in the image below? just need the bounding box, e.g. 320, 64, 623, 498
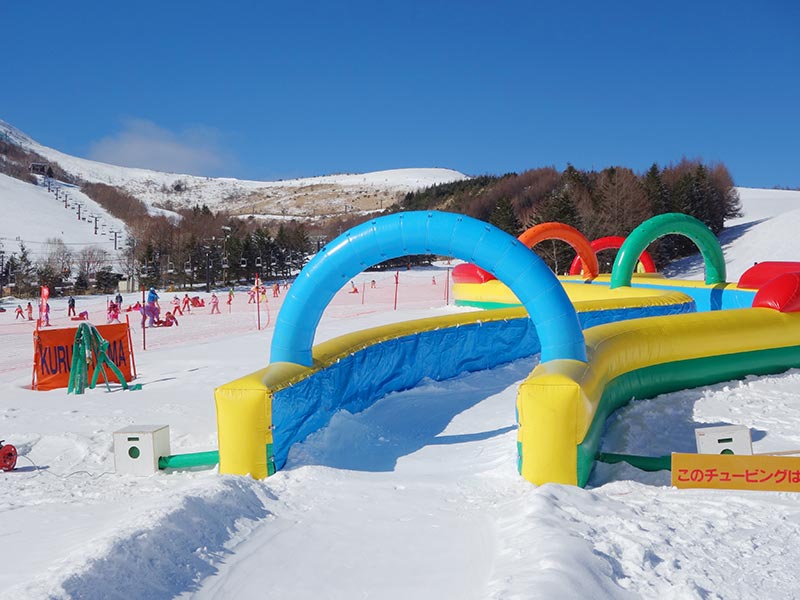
672, 452, 800, 492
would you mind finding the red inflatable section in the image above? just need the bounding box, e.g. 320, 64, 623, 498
738, 261, 800, 290
451, 263, 496, 284
0, 442, 17, 471
568, 236, 657, 275
518, 223, 599, 279
752, 273, 800, 313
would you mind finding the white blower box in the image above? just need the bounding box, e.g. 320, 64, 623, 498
114, 425, 171, 475
695, 424, 752, 455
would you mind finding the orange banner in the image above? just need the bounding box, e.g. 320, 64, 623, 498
672, 452, 800, 492
33, 323, 134, 391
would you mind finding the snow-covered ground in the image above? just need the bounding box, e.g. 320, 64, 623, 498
2, 187, 800, 599
1, 119, 468, 218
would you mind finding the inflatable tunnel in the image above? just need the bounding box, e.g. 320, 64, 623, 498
271, 212, 587, 366
216, 210, 800, 488
217, 211, 587, 479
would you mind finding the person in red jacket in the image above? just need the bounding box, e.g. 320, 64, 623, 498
160, 311, 179, 327
107, 301, 121, 324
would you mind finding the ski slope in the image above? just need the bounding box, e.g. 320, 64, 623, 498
0, 173, 127, 265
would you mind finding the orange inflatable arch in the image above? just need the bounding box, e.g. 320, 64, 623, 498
518, 222, 599, 279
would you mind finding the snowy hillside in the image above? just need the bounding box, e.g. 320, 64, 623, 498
0, 173, 128, 265
728, 187, 800, 226
667, 186, 800, 281
0, 119, 468, 219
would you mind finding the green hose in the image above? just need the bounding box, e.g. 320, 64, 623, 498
158, 444, 275, 474
158, 451, 219, 470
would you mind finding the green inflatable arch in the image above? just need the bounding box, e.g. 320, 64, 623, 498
610, 213, 726, 289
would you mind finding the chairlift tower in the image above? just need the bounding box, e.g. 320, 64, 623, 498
221, 226, 232, 285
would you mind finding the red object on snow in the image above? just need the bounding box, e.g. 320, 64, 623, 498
738, 261, 800, 290
0, 441, 17, 471
451, 263, 496, 284
752, 272, 800, 313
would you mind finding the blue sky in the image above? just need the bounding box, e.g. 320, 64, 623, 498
3, 1, 798, 187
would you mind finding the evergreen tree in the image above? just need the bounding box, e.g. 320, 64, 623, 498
95, 268, 123, 294
641, 164, 673, 267
667, 173, 697, 256
689, 164, 722, 233
642, 164, 671, 215
250, 229, 276, 280
488, 198, 522, 235
288, 224, 312, 272
710, 164, 742, 222
532, 181, 582, 229
400, 176, 501, 213
138, 243, 161, 290
224, 235, 245, 284
36, 263, 62, 293
275, 225, 291, 277
74, 272, 89, 294
2, 255, 15, 291
14, 242, 36, 295
527, 186, 583, 275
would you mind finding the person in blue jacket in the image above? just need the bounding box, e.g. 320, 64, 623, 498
147, 287, 160, 307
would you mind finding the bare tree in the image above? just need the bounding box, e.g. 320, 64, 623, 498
76, 246, 109, 281
42, 238, 74, 278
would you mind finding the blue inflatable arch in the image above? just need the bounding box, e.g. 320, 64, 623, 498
270, 211, 587, 366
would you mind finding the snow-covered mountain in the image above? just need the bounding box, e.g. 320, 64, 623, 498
0, 119, 468, 219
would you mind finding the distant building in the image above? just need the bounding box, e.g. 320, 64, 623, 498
29, 162, 50, 176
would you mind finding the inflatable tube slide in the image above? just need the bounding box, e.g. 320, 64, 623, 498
215, 211, 800, 487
